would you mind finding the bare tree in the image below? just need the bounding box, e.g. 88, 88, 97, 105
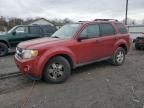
0, 16, 7, 31
0, 16, 74, 31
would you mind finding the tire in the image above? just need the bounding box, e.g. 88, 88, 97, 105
133, 39, 136, 43
111, 47, 126, 66
0, 42, 8, 57
43, 56, 71, 83
135, 44, 141, 50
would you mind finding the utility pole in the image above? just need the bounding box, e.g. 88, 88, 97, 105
125, 0, 129, 25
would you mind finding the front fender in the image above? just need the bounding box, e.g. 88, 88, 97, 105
0, 39, 10, 48
37, 47, 77, 74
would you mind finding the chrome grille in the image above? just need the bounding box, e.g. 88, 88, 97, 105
16, 47, 23, 59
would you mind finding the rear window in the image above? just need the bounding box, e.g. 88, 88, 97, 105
100, 23, 115, 36
115, 23, 127, 34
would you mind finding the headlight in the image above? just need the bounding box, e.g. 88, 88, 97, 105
23, 50, 38, 59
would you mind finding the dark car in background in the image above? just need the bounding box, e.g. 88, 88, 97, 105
0, 25, 57, 56
134, 32, 144, 50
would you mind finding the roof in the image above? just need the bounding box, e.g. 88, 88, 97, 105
127, 25, 144, 27
78, 19, 120, 24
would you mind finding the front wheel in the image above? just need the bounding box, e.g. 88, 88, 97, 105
111, 47, 126, 66
43, 56, 71, 83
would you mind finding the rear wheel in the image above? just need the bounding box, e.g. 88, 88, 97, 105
43, 56, 71, 83
0, 42, 8, 57
111, 47, 126, 66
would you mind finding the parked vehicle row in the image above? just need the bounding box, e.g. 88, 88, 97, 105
0, 25, 57, 56
14, 19, 131, 83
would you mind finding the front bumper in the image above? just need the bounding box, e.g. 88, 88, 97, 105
14, 54, 42, 79
135, 41, 144, 48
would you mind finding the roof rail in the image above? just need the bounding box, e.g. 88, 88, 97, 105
94, 19, 119, 22
78, 21, 88, 22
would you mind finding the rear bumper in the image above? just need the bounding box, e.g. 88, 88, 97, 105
14, 55, 42, 79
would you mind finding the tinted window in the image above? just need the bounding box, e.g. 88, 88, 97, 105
29, 26, 41, 34
80, 24, 100, 38
100, 23, 115, 36
115, 23, 127, 34
40, 25, 57, 34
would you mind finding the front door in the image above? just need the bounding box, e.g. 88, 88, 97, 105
74, 24, 101, 64
9, 26, 28, 47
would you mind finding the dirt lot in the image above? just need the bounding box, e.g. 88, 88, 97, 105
0, 52, 18, 75
0, 48, 144, 108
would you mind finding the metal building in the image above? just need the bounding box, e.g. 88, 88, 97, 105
127, 25, 144, 39
29, 18, 54, 26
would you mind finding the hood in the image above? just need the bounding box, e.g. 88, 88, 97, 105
0, 33, 10, 38
18, 37, 67, 49
0, 32, 7, 35
0, 34, 4, 37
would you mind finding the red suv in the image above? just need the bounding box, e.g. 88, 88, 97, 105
15, 19, 131, 83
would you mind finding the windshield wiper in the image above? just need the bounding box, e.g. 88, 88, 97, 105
51, 36, 60, 38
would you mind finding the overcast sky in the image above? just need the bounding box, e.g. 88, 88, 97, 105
0, 0, 144, 21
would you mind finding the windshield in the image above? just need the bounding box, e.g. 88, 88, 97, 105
8, 26, 17, 33
51, 24, 80, 39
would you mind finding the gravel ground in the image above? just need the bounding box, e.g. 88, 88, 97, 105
0, 48, 144, 108
0, 52, 18, 75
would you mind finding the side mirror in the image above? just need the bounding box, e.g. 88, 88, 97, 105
133, 39, 136, 43
77, 36, 88, 41
12, 31, 16, 35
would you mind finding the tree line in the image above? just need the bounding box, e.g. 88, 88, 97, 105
0, 16, 144, 32
0, 16, 73, 32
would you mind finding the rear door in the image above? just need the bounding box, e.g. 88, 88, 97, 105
26, 26, 43, 40
98, 23, 117, 58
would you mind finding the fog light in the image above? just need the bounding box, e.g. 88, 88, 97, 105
24, 65, 31, 72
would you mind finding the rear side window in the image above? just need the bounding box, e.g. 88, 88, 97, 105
100, 23, 115, 36
40, 25, 57, 34
29, 26, 41, 34
115, 23, 127, 34
80, 24, 100, 38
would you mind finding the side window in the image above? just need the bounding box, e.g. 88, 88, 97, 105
80, 24, 100, 38
29, 26, 41, 34
115, 23, 127, 34
100, 23, 115, 36
15, 27, 28, 34
40, 25, 57, 34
